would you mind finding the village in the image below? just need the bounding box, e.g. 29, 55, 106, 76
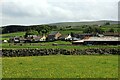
3, 31, 120, 45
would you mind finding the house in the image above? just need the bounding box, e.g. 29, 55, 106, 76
25, 35, 40, 42
27, 35, 37, 37
40, 35, 46, 41
72, 37, 80, 41
65, 34, 72, 41
3, 40, 8, 43
47, 31, 61, 41
72, 36, 120, 45
9, 37, 20, 43
19, 36, 25, 43
59, 34, 80, 41
14, 37, 20, 43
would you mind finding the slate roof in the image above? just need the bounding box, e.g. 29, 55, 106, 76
103, 32, 120, 36
73, 37, 119, 43
49, 31, 59, 35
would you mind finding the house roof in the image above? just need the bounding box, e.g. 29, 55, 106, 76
84, 37, 119, 41
73, 36, 119, 43
103, 32, 119, 36
49, 31, 59, 35
79, 33, 94, 36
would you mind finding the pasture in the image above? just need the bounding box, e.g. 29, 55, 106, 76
2, 55, 118, 78
1, 42, 119, 49
0, 32, 25, 40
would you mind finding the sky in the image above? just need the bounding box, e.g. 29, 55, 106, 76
0, 0, 119, 26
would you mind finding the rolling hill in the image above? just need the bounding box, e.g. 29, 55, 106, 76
49, 20, 119, 27
1, 20, 119, 34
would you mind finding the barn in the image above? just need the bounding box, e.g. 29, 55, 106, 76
72, 36, 120, 45
47, 31, 61, 41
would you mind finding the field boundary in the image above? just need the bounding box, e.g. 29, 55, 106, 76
2, 48, 119, 57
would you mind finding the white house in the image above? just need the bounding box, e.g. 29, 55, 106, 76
65, 34, 72, 40
3, 40, 8, 43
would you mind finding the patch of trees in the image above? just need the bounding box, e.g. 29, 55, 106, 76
2, 25, 29, 33
83, 27, 104, 34
35, 25, 51, 35
108, 28, 115, 33
2, 25, 57, 34
105, 22, 110, 25
24, 30, 39, 38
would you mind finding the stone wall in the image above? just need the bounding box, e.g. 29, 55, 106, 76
2, 48, 119, 57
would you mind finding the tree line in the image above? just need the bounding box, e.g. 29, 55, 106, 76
2, 25, 57, 34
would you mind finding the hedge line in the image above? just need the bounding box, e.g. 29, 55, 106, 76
1, 48, 120, 57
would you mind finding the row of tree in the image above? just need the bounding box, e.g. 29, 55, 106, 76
2, 25, 57, 34
83, 27, 116, 34
2, 23, 117, 35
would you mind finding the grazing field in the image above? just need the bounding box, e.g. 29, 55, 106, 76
1, 42, 119, 49
2, 55, 118, 78
0, 32, 25, 37
59, 30, 83, 35
0, 32, 25, 40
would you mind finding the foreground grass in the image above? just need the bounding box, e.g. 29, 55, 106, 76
2, 55, 118, 78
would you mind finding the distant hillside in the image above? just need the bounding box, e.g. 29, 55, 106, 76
49, 20, 119, 27
1, 20, 119, 34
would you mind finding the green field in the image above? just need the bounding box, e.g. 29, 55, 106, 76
1, 42, 119, 49
59, 30, 83, 35
0, 32, 25, 40
2, 55, 118, 78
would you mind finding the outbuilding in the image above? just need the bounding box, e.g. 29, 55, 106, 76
72, 36, 120, 45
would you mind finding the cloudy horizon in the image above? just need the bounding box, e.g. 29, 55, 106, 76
0, 0, 119, 26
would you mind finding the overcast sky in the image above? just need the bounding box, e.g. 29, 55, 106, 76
0, 0, 119, 26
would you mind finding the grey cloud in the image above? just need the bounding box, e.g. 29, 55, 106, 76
1, 0, 119, 26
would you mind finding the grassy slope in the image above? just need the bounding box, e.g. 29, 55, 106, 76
101, 24, 119, 32
49, 21, 118, 27
0, 32, 25, 40
2, 55, 118, 78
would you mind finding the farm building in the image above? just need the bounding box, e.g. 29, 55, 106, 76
3, 40, 8, 43
103, 32, 120, 37
9, 37, 20, 43
72, 36, 120, 45
60, 34, 80, 41
25, 35, 40, 42
47, 31, 61, 41
65, 34, 72, 41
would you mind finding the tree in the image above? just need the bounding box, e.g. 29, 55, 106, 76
83, 27, 93, 33
41, 25, 51, 35
108, 28, 115, 33
94, 27, 104, 34
71, 32, 75, 37
83, 27, 104, 34
105, 22, 110, 25
24, 30, 39, 38
35, 25, 51, 35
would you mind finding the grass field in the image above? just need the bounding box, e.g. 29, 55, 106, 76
59, 30, 83, 35
1, 42, 119, 49
2, 55, 118, 78
0, 32, 25, 40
